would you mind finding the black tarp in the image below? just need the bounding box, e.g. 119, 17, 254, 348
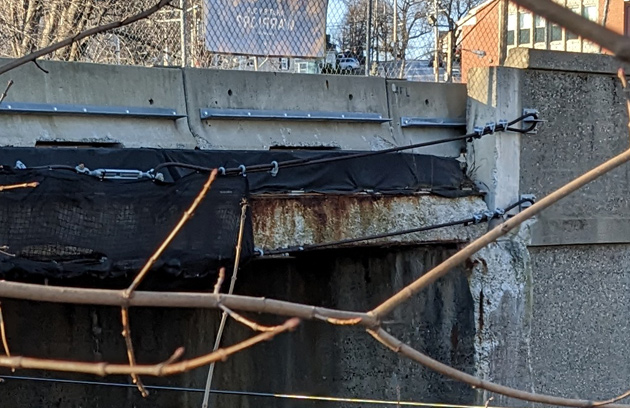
0, 147, 476, 281
0, 166, 253, 280
0, 148, 476, 197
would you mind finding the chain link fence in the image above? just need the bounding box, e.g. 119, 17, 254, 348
0, 0, 620, 84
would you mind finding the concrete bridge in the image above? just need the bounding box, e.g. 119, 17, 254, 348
0, 49, 629, 408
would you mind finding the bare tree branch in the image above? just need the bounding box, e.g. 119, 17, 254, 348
367, 328, 630, 408
120, 307, 148, 397
202, 200, 250, 408
0, 318, 300, 376
124, 169, 218, 296
369, 148, 630, 320
213, 267, 226, 295
593, 391, 630, 407
219, 304, 282, 333
510, 0, 630, 62
0, 182, 39, 192
0, 301, 11, 358
0, 0, 174, 76
0, 80, 14, 104
0, 281, 375, 325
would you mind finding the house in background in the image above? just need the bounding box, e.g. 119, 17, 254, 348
458, 0, 626, 82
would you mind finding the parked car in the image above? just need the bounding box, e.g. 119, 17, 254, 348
338, 58, 360, 71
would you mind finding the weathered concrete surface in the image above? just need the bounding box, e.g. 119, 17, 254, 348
465, 52, 630, 407
387, 80, 467, 158
527, 244, 630, 400
469, 50, 630, 246
183, 69, 395, 150
0, 59, 194, 149
0, 246, 477, 408
505, 47, 630, 75
251, 194, 488, 251
468, 223, 535, 407
518, 59, 630, 246
466, 67, 523, 213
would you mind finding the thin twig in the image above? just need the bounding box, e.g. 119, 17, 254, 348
0, 302, 11, 357
0, 182, 39, 192
367, 328, 628, 408
124, 169, 218, 296
593, 391, 630, 407
0, 318, 299, 376
202, 201, 249, 408
0, 0, 174, 76
0, 246, 15, 257
218, 304, 278, 333
0, 80, 14, 104
370, 148, 630, 320
509, 0, 630, 62
120, 307, 148, 397
213, 267, 225, 295
31, 60, 49, 74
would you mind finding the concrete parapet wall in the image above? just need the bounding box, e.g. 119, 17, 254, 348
183, 69, 395, 150
0, 59, 195, 148
387, 80, 467, 158
0, 59, 473, 155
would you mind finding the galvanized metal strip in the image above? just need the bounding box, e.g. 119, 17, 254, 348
400, 117, 467, 129
0, 102, 185, 119
200, 108, 390, 123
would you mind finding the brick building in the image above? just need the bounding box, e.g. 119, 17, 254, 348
458, 0, 626, 82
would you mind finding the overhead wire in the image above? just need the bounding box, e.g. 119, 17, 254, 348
0, 374, 528, 408
260, 196, 535, 256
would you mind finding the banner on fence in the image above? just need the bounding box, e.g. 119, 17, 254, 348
204, 0, 328, 58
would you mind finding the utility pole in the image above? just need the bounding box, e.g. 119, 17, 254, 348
433, 0, 439, 82
365, 0, 373, 76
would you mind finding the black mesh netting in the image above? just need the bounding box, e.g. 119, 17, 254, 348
0, 167, 253, 280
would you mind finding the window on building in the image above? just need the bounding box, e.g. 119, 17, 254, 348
534, 15, 546, 43
550, 23, 562, 41
518, 12, 532, 44
582, 5, 597, 22
507, 14, 516, 45
566, 7, 580, 40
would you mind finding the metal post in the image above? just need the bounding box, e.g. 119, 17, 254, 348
433, 0, 439, 82
365, 0, 373, 76
180, 0, 188, 67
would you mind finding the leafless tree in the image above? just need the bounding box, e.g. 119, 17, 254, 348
338, 0, 483, 77
0, 0, 183, 66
